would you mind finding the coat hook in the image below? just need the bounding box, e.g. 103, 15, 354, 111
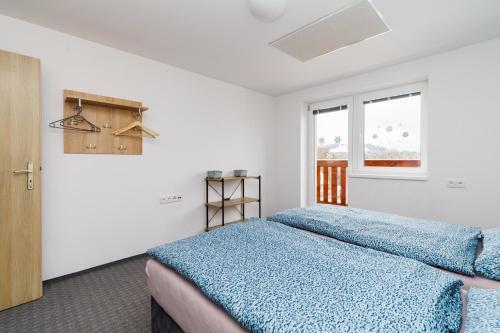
118, 144, 127, 151
135, 107, 143, 120
86, 143, 96, 150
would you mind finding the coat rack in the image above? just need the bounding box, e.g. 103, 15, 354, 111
58, 90, 157, 155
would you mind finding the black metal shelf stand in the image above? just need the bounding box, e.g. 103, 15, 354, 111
205, 176, 261, 231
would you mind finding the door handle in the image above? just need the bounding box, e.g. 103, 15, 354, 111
12, 169, 33, 174
12, 161, 34, 190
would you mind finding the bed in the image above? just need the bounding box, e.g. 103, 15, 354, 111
146, 257, 499, 333
146, 207, 500, 333
147, 259, 246, 333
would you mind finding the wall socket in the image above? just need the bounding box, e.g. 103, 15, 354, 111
160, 195, 183, 204
447, 179, 466, 188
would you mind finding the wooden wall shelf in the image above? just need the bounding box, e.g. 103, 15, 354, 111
64, 90, 148, 112
62, 90, 147, 155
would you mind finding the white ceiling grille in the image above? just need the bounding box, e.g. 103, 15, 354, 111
271, 0, 390, 62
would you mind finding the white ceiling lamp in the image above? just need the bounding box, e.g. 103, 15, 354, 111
248, 0, 287, 23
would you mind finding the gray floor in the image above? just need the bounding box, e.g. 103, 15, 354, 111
0, 255, 151, 333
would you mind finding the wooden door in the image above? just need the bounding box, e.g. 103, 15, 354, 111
0, 49, 42, 310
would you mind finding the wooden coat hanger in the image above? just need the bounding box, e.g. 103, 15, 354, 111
112, 107, 159, 138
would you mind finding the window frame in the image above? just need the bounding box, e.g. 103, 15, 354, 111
311, 96, 354, 162
350, 82, 428, 180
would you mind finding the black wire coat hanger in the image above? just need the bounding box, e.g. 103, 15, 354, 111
49, 98, 101, 132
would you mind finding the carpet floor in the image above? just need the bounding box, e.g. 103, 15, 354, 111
0, 255, 151, 333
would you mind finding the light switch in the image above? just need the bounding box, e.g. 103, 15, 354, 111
447, 179, 466, 188
160, 195, 183, 204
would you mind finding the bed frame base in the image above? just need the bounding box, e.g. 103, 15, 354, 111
151, 297, 185, 333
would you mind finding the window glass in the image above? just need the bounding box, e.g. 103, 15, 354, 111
363, 94, 421, 167
316, 108, 348, 160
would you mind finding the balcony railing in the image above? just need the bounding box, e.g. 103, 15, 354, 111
316, 160, 348, 206
316, 159, 421, 206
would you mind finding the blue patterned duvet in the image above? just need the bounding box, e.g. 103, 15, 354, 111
464, 289, 500, 333
267, 205, 481, 275
474, 228, 500, 280
148, 219, 463, 333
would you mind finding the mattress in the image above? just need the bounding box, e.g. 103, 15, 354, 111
443, 270, 500, 290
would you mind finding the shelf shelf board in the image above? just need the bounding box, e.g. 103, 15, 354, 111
206, 176, 259, 181
64, 89, 148, 112
205, 197, 259, 208
223, 176, 259, 180
205, 219, 245, 232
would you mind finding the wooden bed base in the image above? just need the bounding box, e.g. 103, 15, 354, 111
151, 297, 185, 333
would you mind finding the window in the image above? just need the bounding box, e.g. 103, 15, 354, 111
309, 82, 428, 187
363, 92, 421, 167
314, 105, 349, 161
311, 100, 351, 205
352, 82, 427, 179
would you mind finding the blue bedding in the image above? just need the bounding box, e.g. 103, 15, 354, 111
474, 228, 500, 280
267, 205, 481, 275
464, 289, 500, 333
148, 219, 463, 333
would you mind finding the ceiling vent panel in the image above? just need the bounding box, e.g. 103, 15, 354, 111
271, 0, 389, 62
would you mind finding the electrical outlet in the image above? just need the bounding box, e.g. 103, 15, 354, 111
446, 179, 466, 188
160, 195, 183, 204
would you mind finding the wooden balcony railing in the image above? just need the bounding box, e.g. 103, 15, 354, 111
317, 159, 421, 206
316, 160, 348, 206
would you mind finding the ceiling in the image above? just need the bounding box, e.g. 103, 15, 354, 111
1, 0, 499, 95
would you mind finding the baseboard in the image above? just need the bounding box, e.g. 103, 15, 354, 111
43, 253, 150, 284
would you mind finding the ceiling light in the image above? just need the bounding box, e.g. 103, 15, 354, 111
270, 0, 390, 61
248, 0, 287, 23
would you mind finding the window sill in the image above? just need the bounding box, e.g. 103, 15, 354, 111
348, 173, 428, 181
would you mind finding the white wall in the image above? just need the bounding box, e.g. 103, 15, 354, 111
0, 15, 275, 280
3, 12, 499, 280
272, 38, 500, 229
